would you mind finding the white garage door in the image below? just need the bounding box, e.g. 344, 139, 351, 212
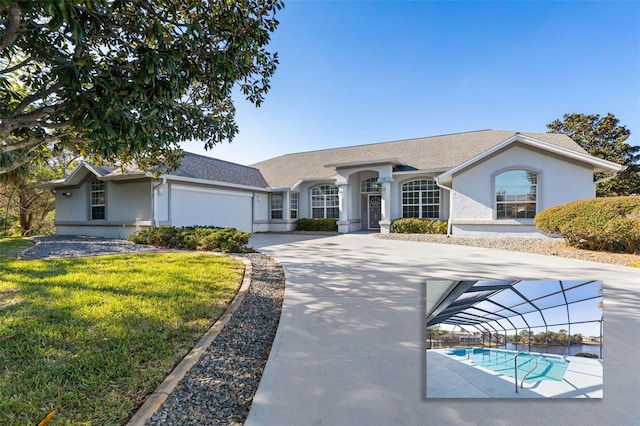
170, 184, 253, 232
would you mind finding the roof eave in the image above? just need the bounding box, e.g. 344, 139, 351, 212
437, 134, 624, 181
159, 173, 269, 192
290, 177, 337, 191
37, 162, 106, 188
324, 157, 407, 169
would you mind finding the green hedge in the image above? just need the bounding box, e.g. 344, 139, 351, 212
575, 352, 599, 359
391, 218, 448, 234
295, 218, 338, 232
534, 196, 640, 253
129, 226, 253, 253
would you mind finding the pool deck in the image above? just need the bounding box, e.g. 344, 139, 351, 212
427, 348, 603, 398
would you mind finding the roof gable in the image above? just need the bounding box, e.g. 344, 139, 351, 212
436, 133, 624, 183
44, 152, 268, 189
251, 130, 592, 188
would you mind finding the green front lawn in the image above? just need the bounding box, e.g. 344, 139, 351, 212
0, 238, 244, 425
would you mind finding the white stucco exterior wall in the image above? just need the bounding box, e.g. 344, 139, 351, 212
153, 180, 170, 225
449, 144, 595, 236
253, 192, 270, 232
106, 180, 152, 223
54, 186, 89, 222
55, 178, 152, 237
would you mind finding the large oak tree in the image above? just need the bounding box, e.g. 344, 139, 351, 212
547, 113, 640, 196
0, 0, 282, 174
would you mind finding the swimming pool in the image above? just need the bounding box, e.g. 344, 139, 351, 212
447, 348, 570, 382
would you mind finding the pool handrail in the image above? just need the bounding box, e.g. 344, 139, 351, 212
514, 351, 531, 393
520, 354, 539, 389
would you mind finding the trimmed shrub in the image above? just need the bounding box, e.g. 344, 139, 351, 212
534, 196, 640, 253
575, 352, 599, 359
295, 218, 338, 232
128, 226, 181, 248
129, 226, 252, 253
391, 218, 448, 234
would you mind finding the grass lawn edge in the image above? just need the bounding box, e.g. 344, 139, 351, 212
125, 254, 253, 426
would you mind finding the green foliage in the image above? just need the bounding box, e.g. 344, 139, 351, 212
0, 247, 243, 424
575, 352, 599, 359
0, 1, 283, 174
129, 226, 253, 253
0, 150, 74, 236
391, 218, 448, 234
295, 218, 338, 232
547, 113, 640, 196
534, 197, 640, 253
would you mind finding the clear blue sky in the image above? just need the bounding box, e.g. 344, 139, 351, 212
181, 0, 640, 166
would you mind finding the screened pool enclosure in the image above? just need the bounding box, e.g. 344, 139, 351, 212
426, 280, 603, 358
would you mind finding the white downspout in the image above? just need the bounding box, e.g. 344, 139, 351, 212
151, 178, 167, 226
434, 177, 453, 236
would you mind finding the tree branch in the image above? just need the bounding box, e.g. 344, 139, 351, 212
0, 105, 59, 138
0, 146, 39, 175
0, 55, 34, 75
0, 2, 21, 51
11, 82, 63, 116
0, 135, 43, 154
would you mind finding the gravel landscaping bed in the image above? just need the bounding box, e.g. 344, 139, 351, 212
144, 252, 284, 425
374, 233, 640, 267
20, 235, 158, 258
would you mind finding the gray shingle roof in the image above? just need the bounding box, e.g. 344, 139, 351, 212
52, 152, 268, 189
251, 129, 588, 188
169, 152, 268, 188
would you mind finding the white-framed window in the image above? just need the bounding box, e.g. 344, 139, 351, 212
290, 192, 299, 219
361, 177, 381, 193
495, 170, 537, 219
90, 178, 106, 220
311, 185, 339, 219
270, 192, 283, 219
402, 179, 439, 219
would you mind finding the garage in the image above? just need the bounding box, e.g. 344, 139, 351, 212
170, 184, 253, 232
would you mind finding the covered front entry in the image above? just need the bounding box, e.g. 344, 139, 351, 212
367, 194, 381, 229
333, 163, 396, 234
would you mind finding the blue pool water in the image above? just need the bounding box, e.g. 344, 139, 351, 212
447, 348, 570, 382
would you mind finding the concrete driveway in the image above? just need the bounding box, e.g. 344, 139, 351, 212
245, 233, 639, 426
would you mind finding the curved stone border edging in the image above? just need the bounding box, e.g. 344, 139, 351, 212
126, 255, 253, 426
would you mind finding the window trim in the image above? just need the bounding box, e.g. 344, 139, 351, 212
270, 192, 284, 220
492, 167, 541, 220
289, 192, 299, 220
310, 184, 339, 219
361, 177, 381, 194
400, 178, 440, 219
90, 178, 106, 221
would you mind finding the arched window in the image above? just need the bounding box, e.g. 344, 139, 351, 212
361, 177, 381, 193
311, 185, 339, 219
402, 179, 439, 219
495, 170, 537, 219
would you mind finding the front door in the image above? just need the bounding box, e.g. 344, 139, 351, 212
368, 195, 381, 229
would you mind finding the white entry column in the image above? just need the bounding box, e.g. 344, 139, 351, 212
337, 183, 350, 233
379, 178, 392, 234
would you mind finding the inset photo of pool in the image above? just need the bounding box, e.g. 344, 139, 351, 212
426, 279, 603, 398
